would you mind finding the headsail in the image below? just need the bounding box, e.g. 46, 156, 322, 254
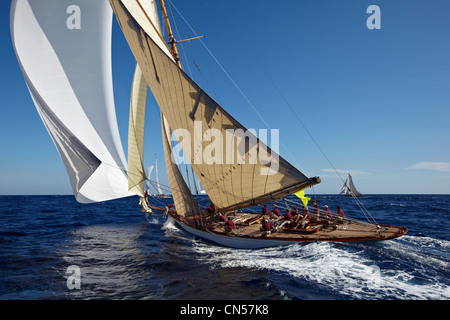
11, 0, 132, 203
127, 64, 148, 197
109, 0, 320, 213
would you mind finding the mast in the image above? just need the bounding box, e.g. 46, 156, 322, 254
159, 0, 181, 68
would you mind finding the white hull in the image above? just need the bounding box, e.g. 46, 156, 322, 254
171, 217, 295, 249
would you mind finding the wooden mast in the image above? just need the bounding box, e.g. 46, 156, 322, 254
159, 0, 181, 68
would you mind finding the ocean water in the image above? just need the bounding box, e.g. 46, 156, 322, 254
0, 194, 449, 301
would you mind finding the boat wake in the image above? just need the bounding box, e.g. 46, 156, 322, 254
158, 215, 449, 299
186, 234, 450, 300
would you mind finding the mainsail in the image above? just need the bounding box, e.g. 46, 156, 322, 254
109, 0, 320, 215
11, 0, 132, 203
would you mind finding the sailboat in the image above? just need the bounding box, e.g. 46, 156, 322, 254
11, 0, 407, 249
340, 174, 364, 197
147, 156, 171, 198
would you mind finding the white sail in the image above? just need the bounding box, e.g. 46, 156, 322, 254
161, 114, 200, 217
340, 178, 350, 195
11, 0, 132, 203
127, 64, 148, 197
119, 0, 174, 60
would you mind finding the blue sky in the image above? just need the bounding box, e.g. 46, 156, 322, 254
1, 0, 449, 195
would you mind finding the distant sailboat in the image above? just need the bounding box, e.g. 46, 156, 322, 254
340, 174, 363, 197
143, 158, 171, 198
153, 156, 171, 198
11, 0, 406, 249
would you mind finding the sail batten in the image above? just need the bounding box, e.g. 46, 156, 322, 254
110, 0, 318, 211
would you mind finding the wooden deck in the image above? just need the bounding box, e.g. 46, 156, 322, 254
177, 212, 408, 243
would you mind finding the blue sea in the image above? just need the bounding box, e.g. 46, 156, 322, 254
0, 194, 449, 303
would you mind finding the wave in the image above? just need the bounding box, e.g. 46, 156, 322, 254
144, 215, 161, 225
188, 236, 450, 300
389, 202, 406, 207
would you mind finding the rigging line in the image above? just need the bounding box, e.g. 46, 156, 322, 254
190, 166, 199, 195
147, 179, 171, 193
311, 185, 318, 201
184, 164, 192, 193
284, 194, 375, 224
170, 135, 194, 194
166, 0, 307, 175
165, 2, 206, 199
209, 0, 345, 185
282, 197, 359, 223
167, 0, 375, 223
166, 0, 194, 79
146, 191, 167, 206
166, 0, 269, 131
136, 0, 174, 60
193, 61, 222, 105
